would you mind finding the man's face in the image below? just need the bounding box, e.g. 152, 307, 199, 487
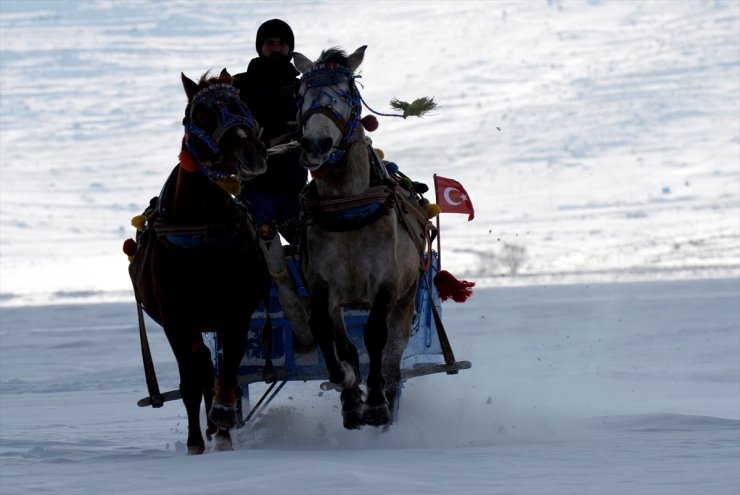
261, 37, 290, 59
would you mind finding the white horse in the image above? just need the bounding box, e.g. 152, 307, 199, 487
293, 46, 432, 428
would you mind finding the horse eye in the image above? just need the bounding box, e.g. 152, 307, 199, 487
193, 105, 218, 130
226, 101, 243, 114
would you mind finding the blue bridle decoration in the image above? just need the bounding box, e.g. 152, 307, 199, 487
298, 63, 363, 165
184, 84, 259, 162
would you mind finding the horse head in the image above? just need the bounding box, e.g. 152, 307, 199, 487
293, 46, 367, 171
181, 69, 267, 183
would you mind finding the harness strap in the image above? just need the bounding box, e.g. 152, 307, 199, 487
132, 286, 164, 408
302, 186, 392, 214
152, 222, 248, 237
391, 184, 435, 273
300, 107, 348, 136
423, 272, 457, 371
261, 307, 277, 383
150, 206, 257, 251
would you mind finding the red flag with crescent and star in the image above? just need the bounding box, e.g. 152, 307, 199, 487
434, 175, 475, 221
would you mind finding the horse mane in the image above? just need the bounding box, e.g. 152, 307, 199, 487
198, 70, 223, 85
317, 47, 351, 67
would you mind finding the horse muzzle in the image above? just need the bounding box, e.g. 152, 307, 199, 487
223, 127, 268, 180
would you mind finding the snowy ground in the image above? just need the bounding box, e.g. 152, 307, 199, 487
0, 0, 738, 306
1, 280, 739, 494
1, 1, 739, 494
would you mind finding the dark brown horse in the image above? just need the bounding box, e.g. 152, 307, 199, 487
129, 69, 269, 454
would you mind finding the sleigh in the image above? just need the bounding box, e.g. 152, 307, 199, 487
200, 250, 471, 425
136, 250, 471, 423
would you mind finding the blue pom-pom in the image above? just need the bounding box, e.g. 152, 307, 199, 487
386, 162, 399, 174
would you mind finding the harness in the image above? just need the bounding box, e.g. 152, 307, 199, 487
297, 63, 363, 165
150, 166, 257, 253
300, 173, 435, 273
301, 182, 394, 232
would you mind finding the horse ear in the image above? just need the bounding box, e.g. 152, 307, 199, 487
181, 72, 199, 100
220, 68, 233, 84
293, 52, 313, 74
346, 45, 367, 73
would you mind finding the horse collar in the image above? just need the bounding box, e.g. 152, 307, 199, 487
301, 183, 394, 232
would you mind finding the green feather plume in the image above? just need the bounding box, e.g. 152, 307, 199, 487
389, 96, 437, 118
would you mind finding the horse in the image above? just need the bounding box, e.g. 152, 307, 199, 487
129, 69, 270, 454
293, 46, 433, 429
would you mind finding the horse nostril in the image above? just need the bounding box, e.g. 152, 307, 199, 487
300, 137, 312, 152
320, 137, 333, 153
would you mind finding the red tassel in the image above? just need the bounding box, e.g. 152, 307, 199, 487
434, 270, 475, 303
179, 150, 198, 172
122, 238, 137, 256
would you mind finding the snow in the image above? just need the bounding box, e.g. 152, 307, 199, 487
0, 1, 738, 494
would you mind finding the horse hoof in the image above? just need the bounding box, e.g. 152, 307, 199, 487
340, 387, 365, 429
342, 407, 365, 430
187, 428, 206, 455
187, 442, 206, 455
213, 429, 233, 452
363, 403, 391, 427
209, 401, 237, 429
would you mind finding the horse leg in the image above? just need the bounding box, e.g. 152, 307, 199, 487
333, 311, 363, 429
194, 337, 232, 450
340, 387, 365, 430
208, 326, 248, 441
363, 286, 392, 427
191, 335, 220, 442
164, 326, 206, 455
309, 283, 356, 388
381, 283, 416, 424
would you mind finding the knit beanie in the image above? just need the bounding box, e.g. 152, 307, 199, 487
255, 19, 295, 55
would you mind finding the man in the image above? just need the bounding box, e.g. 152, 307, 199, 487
233, 19, 313, 348
233, 18, 306, 247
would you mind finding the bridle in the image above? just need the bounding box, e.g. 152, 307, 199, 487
183, 83, 263, 172
297, 63, 363, 165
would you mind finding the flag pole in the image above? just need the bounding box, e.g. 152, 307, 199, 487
434, 173, 442, 270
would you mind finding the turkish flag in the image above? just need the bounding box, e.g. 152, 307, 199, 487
434, 175, 475, 221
